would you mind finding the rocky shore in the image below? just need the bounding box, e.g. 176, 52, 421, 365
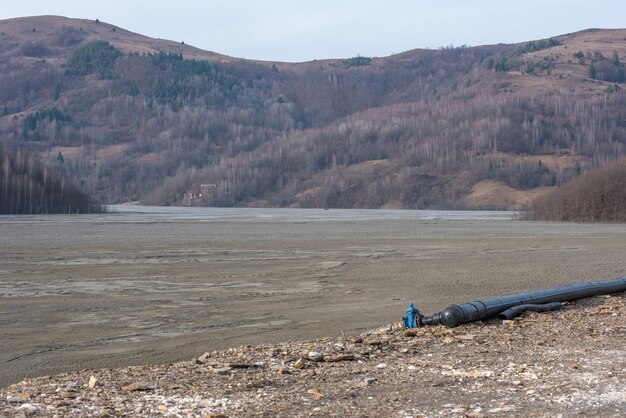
1, 293, 624, 417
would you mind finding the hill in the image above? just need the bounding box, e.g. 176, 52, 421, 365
525, 158, 626, 222
0, 16, 625, 209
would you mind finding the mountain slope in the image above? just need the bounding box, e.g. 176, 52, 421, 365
1, 16, 625, 209
526, 158, 626, 222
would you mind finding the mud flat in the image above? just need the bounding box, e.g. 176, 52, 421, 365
1, 206, 625, 388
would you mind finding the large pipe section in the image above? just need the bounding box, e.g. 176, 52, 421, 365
417, 277, 626, 328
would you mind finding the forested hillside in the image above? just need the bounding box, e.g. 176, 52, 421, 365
0, 144, 102, 214
525, 158, 626, 222
1, 16, 625, 209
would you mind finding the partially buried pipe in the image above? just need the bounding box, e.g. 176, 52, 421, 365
420, 277, 626, 328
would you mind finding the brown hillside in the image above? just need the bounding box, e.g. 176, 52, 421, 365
525, 158, 626, 222
0, 16, 625, 209
0, 15, 234, 63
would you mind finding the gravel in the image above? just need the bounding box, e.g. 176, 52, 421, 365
1, 293, 624, 417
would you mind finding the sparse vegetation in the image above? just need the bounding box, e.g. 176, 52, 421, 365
525, 158, 626, 222
495, 38, 560, 72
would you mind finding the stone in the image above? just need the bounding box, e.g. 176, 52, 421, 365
323, 354, 354, 362
121, 382, 156, 392
403, 329, 418, 337
211, 367, 232, 375
17, 403, 39, 415
223, 362, 260, 369
364, 338, 382, 346
308, 389, 323, 399
88, 375, 99, 389
197, 352, 211, 362
360, 377, 378, 387
6, 395, 26, 404
294, 358, 305, 369
307, 351, 323, 362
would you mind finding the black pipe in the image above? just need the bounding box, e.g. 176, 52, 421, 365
421, 277, 626, 328
497, 302, 562, 320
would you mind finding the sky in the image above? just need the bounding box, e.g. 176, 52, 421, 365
1, 1, 625, 62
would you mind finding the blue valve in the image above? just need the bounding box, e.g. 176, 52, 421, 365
402, 302, 420, 329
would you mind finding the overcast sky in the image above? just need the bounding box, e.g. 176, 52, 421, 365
2, 1, 625, 62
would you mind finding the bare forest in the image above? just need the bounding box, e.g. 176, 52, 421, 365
525, 158, 626, 222
0, 144, 102, 214
0, 17, 625, 209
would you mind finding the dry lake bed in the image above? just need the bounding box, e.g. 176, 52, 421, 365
1, 206, 625, 388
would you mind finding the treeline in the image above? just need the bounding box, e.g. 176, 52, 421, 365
494, 38, 560, 72
0, 145, 103, 214
525, 158, 626, 222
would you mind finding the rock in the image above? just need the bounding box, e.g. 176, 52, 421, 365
197, 352, 211, 362
376, 363, 387, 369
307, 351, 324, 362
88, 375, 99, 389
323, 354, 354, 362
210, 367, 232, 375
308, 388, 323, 399
65, 381, 80, 392
17, 403, 39, 415
223, 362, 261, 369
121, 382, 156, 392
6, 395, 26, 404
294, 358, 305, 369
364, 338, 382, 346
6, 393, 31, 403
403, 329, 418, 337
359, 377, 378, 387
277, 368, 291, 375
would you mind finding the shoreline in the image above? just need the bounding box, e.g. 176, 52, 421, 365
2, 293, 624, 416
